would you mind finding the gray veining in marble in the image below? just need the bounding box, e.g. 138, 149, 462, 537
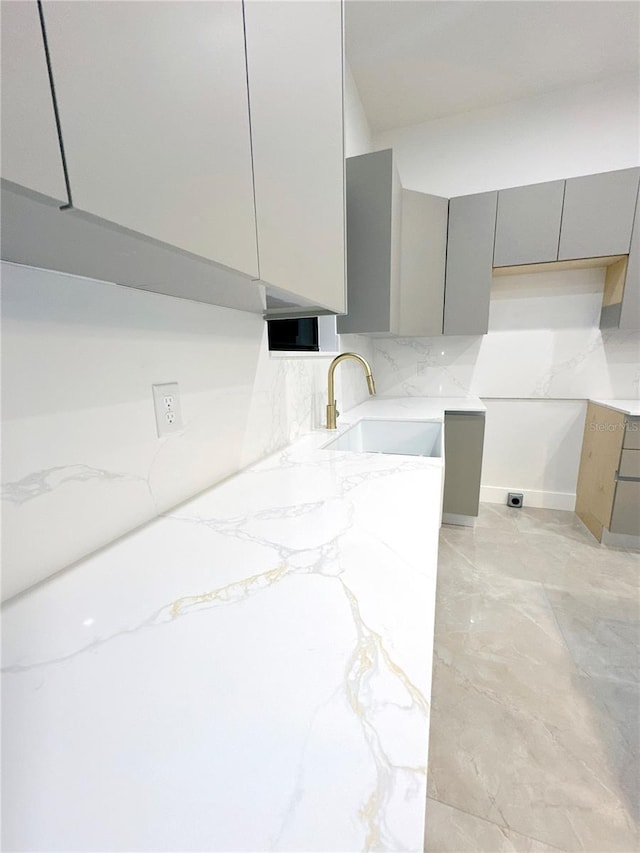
1, 464, 151, 505
426, 505, 640, 853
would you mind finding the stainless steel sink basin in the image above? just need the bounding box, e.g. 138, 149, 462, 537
323, 418, 442, 458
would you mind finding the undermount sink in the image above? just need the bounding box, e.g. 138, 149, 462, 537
323, 418, 442, 458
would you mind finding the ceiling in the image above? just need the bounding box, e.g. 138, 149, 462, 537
346, 1, 640, 133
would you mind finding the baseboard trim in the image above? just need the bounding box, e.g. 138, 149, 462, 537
602, 528, 640, 550
442, 512, 476, 528
480, 486, 576, 511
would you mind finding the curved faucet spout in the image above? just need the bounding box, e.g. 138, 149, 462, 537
326, 352, 376, 429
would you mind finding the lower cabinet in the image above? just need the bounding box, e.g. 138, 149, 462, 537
576, 402, 640, 542
442, 412, 486, 523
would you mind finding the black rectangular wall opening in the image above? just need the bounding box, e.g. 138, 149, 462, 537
267, 317, 319, 352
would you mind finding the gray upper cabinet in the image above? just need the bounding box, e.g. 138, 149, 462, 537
41, 0, 259, 277
399, 189, 448, 337
618, 182, 640, 330
338, 151, 447, 336
558, 168, 640, 260
444, 191, 497, 336
0, 0, 68, 203
493, 181, 564, 267
337, 150, 402, 335
244, 0, 345, 314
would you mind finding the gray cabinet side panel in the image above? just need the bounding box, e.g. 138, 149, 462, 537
399, 189, 448, 336
338, 150, 392, 334
443, 413, 486, 517
610, 481, 640, 535
494, 180, 564, 266
620, 183, 640, 330
444, 191, 497, 336
558, 168, 640, 260
388, 163, 403, 335
623, 417, 640, 450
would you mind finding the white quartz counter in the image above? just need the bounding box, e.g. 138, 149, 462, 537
2, 397, 479, 852
590, 399, 640, 417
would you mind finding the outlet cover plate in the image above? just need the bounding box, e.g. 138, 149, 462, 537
152, 382, 182, 437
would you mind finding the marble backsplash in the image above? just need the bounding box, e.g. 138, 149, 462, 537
370, 327, 640, 400
367, 268, 639, 512
1, 262, 374, 599
371, 269, 640, 401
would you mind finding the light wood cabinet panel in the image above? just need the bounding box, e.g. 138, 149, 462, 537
558, 168, 640, 260
493, 180, 564, 267
444, 191, 497, 336
575, 402, 639, 542
41, 0, 258, 276
0, 0, 67, 202
245, 0, 345, 313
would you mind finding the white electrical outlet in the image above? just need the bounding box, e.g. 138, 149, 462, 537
152, 383, 182, 436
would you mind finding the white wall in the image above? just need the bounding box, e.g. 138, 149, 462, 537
371, 73, 640, 510
375, 72, 640, 196
0, 262, 373, 600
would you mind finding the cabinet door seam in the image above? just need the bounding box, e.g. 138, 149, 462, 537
37, 0, 72, 208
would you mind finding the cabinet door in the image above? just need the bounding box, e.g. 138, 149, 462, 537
41, 0, 258, 276
443, 413, 485, 518
493, 181, 564, 267
0, 0, 67, 203
398, 190, 448, 336
619, 183, 640, 330
558, 168, 640, 260
337, 150, 396, 335
244, 0, 345, 313
444, 192, 497, 336
610, 481, 640, 535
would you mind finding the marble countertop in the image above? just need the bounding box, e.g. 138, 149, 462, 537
2, 397, 478, 852
590, 399, 640, 417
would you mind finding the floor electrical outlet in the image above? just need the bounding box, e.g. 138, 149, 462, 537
152, 383, 182, 436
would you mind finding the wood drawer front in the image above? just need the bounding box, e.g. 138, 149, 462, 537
619, 449, 640, 478
623, 417, 640, 449
610, 480, 640, 535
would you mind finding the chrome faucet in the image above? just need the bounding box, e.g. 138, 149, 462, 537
326, 352, 376, 429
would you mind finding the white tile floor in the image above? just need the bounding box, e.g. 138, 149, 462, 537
424, 504, 639, 853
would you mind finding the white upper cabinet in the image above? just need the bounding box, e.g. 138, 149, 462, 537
41, 0, 258, 277
0, 0, 67, 203
244, 0, 346, 313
